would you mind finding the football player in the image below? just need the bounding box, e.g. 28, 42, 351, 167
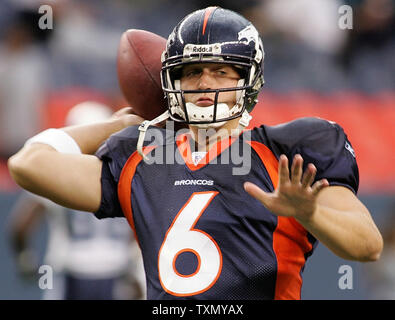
8, 7, 383, 299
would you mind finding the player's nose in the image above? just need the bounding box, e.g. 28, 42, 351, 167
197, 69, 215, 90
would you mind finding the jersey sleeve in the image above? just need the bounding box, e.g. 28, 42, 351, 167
253, 117, 359, 194
94, 126, 140, 219
93, 125, 168, 219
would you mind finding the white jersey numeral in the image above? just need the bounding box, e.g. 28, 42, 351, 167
158, 191, 222, 296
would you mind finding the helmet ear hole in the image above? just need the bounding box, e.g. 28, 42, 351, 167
170, 67, 183, 82
234, 66, 248, 79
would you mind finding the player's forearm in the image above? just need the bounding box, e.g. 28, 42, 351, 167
296, 204, 383, 262
62, 116, 134, 154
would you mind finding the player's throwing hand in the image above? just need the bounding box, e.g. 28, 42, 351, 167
244, 154, 329, 223
110, 107, 145, 127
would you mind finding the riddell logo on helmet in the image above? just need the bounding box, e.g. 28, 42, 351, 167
184, 44, 221, 56
192, 46, 212, 53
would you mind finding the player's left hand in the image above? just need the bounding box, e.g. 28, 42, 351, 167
244, 154, 329, 223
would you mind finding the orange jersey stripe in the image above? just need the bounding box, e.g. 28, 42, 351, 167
247, 140, 313, 300
117, 146, 156, 245
176, 133, 236, 171
175, 131, 243, 171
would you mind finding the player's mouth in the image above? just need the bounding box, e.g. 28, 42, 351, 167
195, 97, 214, 107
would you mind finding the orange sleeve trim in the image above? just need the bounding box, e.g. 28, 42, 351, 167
117, 146, 156, 245
247, 141, 313, 300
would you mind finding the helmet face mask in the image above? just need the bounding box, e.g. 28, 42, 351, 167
161, 7, 264, 126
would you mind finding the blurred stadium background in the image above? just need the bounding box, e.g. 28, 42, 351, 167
0, 0, 394, 299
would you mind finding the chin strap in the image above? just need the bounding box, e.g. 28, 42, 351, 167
231, 110, 252, 137
137, 110, 170, 159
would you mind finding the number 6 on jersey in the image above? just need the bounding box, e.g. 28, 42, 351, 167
158, 191, 222, 296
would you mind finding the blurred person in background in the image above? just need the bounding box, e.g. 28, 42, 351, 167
46, 0, 123, 91
340, 0, 395, 92
0, 5, 52, 159
256, 0, 395, 93
255, 0, 350, 92
8, 102, 146, 300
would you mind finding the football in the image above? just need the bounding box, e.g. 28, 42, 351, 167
117, 29, 167, 120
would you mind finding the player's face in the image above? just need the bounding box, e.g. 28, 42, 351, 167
180, 63, 240, 109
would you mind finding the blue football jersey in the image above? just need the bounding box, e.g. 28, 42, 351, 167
95, 117, 358, 300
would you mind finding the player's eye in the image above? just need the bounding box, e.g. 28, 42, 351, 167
183, 68, 201, 78
215, 69, 227, 76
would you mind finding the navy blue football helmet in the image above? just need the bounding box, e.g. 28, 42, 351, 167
161, 7, 265, 126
